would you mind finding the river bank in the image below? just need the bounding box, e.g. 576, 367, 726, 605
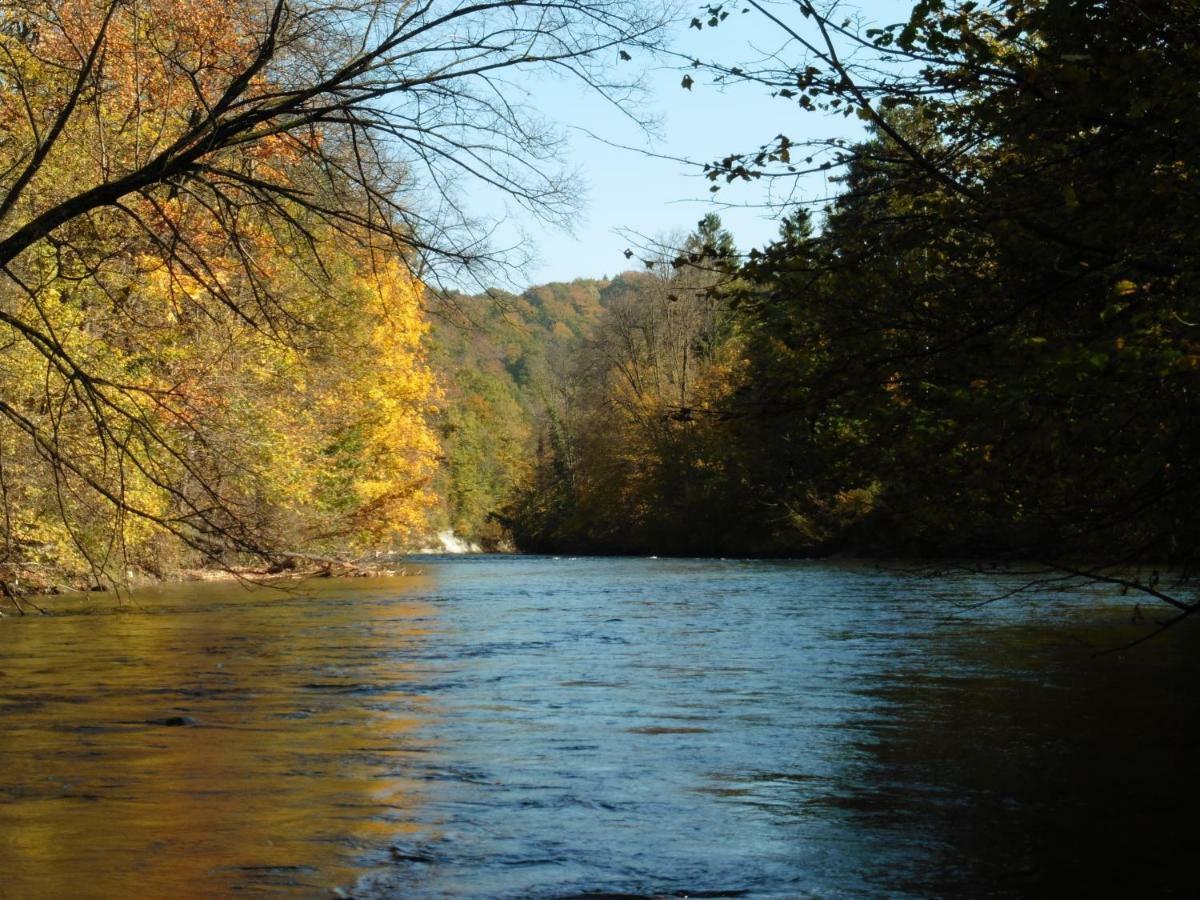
0, 527, 494, 614
0, 555, 414, 616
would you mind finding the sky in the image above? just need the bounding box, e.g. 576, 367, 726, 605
466, 1, 902, 289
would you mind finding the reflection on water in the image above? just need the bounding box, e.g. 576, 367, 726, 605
0, 576, 441, 897
0, 559, 1196, 897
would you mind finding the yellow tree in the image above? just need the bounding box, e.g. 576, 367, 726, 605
0, 0, 665, 588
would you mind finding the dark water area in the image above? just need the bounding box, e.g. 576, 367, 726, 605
0, 557, 1196, 898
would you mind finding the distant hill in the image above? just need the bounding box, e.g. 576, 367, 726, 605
425, 276, 630, 547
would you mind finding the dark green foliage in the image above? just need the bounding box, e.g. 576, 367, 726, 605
720, 0, 1200, 562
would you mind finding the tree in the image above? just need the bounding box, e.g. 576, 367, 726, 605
508, 217, 746, 553
0, 0, 668, 589
695, 0, 1200, 625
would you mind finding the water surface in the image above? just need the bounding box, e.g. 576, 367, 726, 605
0, 557, 1195, 897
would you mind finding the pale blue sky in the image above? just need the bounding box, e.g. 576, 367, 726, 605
481, 1, 904, 288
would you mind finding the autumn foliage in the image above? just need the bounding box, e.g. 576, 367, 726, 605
0, 0, 442, 588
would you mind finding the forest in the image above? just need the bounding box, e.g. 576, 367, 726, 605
0, 0, 1196, 605
443, 0, 1199, 586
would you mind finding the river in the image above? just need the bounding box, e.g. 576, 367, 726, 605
0, 557, 1195, 898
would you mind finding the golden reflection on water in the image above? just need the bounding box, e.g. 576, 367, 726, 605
0, 575, 440, 898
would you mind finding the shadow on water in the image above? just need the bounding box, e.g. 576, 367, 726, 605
0, 558, 1196, 897
841, 618, 1200, 898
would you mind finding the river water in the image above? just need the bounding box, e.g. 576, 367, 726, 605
0, 557, 1195, 898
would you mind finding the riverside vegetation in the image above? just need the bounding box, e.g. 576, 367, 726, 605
0, 0, 667, 595
0, 0, 1197, 628
439, 0, 1200, 628
466, 1, 1200, 577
